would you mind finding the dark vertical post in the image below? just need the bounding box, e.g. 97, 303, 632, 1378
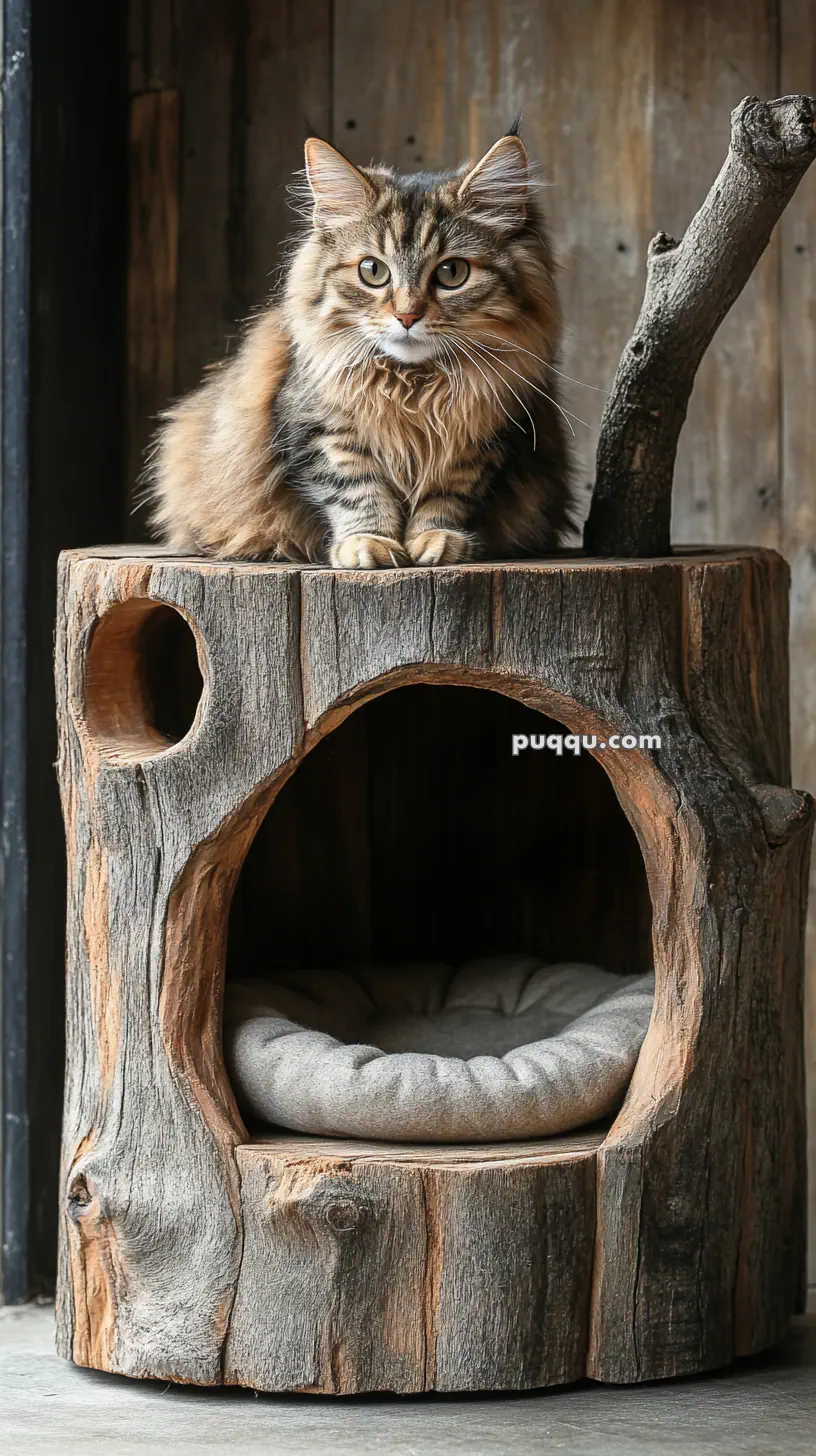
1, 0, 128, 1303
1, 0, 32, 1304
26, 0, 128, 1293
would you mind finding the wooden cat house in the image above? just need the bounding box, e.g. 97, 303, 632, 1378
54, 96, 815, 1393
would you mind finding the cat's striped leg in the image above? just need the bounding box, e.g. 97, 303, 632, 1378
309, 433, 407, 568
325, 487, 407, 568
404, 469, 486, 565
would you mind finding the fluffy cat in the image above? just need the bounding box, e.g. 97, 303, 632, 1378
148, 127, 572, 567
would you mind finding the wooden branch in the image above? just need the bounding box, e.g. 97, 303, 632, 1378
584, 94, 816, 557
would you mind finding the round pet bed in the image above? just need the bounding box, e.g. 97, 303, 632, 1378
225, 956, 655, 1142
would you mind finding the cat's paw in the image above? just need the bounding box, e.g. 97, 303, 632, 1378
405, 529, 472, 566
330, 534, 408, 569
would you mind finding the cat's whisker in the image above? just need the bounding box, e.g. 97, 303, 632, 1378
541, 361, 606, 394
464, 336, 594, 436
445, 349, 465, 408
326, 327, 368, 362
446, 334, 530, 447
451, 334, 539, 451
474, 332, 607, 394
429, 342, 456, 423
335, 344, 376, 405
345, 339, 380, 388
433, 336, 463, 406
322, 328, 375, 392
314, 331, 362, 378
445, 333, 512, 415
464, 337, 576, 438
335, 337, 369, 372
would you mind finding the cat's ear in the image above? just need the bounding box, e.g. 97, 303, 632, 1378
457, 134, 529, 233
304, 138, 375, 226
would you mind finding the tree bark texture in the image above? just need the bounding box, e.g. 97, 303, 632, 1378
585, 94, 816, 556
55, 547, 812, 1390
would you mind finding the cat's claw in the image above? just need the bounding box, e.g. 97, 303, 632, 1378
330, 534, 408, 569
405, 530, 472, 566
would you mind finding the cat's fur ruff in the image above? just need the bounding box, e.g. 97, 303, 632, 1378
148, 131, 572, 567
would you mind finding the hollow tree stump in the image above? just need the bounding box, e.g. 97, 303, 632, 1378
54, 544, 812, 1392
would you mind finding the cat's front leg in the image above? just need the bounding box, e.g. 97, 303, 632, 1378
331, 530, 407, 569
404, 488, 480, 566
312, 438, 407, 568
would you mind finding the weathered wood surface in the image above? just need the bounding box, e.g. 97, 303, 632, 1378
226, 1135, 599, 1393
247, 1132, 605, 1163
55, 546, 811, 1389
780, 0, 816, 1290
591, 550, 810, 1376
55, 554, 302, 1381
128, 2, 332, 406
127, 89, 180, 521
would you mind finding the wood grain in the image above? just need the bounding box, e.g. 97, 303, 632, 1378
172, 1, 332, 395
55, 547, 811, 1388
247, 1130, 606, 1164
225, 1135, 598, 1393
653, 1, 781, 548
780, 0, 816, 1292
55, 554, 303, 1380
127, 89, 180, 524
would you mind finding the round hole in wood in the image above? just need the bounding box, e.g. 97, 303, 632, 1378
223, 683, 653, 1146
228, 683, 653, 977
84, 599, 204, 761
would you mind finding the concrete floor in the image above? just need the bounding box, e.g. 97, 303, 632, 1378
2, 1302, 815, 1456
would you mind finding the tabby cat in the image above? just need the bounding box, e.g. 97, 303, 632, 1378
149, 127, 572, 567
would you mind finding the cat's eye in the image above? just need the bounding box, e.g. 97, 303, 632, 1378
434, 258, 470, 289
358, 257, 391, 287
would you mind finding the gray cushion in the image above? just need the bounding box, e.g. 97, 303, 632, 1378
225, 956, 655, 1143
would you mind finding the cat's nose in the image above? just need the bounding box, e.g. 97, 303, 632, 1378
394, 312, 421, 330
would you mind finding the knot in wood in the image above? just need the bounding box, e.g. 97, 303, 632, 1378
66, 1173, 94, 1221
648, 231, 678, 258
734, 94, 816, 168
325, 1198, 360, 1233
751, 784, 816, 846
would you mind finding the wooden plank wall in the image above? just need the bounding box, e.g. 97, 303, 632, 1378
782, 0, 816, 1292
127, 0, 816, 1281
